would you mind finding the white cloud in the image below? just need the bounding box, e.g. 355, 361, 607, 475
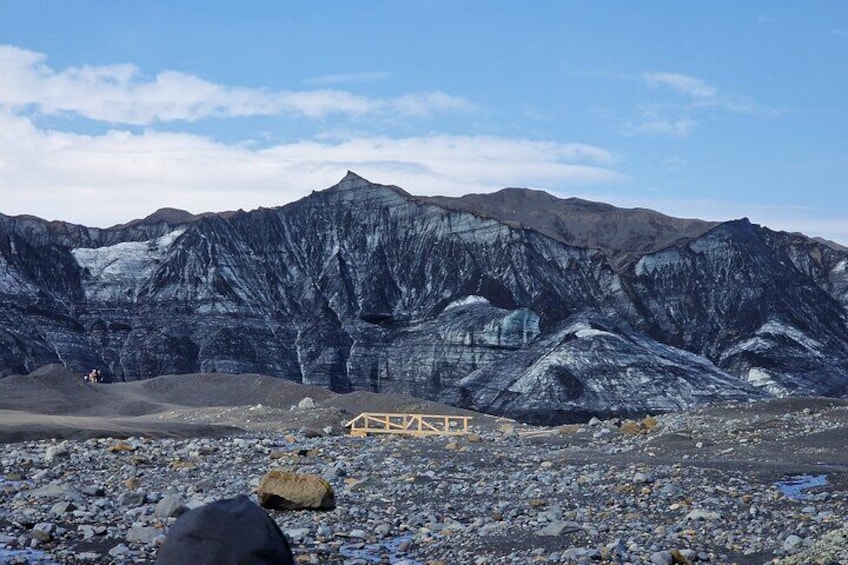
0, 44, 471, 124
0, 110, 623, 227
2, 107, 844, 246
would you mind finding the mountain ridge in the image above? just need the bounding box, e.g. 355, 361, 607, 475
1, 173, 846, 424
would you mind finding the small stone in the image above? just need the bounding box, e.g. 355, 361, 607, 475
155, 494, 188, 518
633, 472, 650, 484
285, 528, 311, 543
683, 509, 720, 521
194, 478, 215, 492
78, 525, 96, 540
31, 522, 54, 542
297, 397, 317, 409
783, 534, 803, 551
50, 501, 76, 516
108, 544, 131, 557
536, 520, 581, 536
650, 550, 674, 565
127, 524, 160, 544
107, 440, 135, 453
45, 443, 69, 463
117, 491, 146, 507
82, 485, 105, 497
619, 421, 642, 436
676, 549, 697, 562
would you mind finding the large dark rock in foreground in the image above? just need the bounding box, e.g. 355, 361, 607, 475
1, 172, 847, 423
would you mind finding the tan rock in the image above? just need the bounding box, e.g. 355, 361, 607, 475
642, 416, 659, 430
257, 469, 335, 510
498, 423, 516, 435
619, 421, 643, 436
107, 440, 135, 453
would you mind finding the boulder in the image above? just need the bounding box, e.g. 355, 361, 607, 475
157, 495, 293, 565
297, 397, 317, 409
256, 469, 335, 510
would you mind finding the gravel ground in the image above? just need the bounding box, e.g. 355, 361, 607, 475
1, 396, 847, 565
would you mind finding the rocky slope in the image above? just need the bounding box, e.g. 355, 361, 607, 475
1, 172, 847, 423
424, 188, 719, 270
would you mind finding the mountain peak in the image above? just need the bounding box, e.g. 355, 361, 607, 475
336, 170, 373, 190
107, 207, 209, 230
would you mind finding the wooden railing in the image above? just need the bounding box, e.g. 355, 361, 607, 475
345, 412, 472, 437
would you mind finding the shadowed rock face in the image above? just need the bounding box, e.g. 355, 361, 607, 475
1, 172, 847, 424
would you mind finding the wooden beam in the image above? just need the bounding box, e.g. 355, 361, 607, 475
345, 412, 473, 437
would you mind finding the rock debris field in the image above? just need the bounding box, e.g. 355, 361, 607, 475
1, 369, 848, 564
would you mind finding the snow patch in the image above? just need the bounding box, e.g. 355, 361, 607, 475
757, 321, 823, 352
445, 295, 490, 310
565, 321, 619, 340
721, 321, 822, 362
634, 248, 682, 277
745, 368, 790, 396
575, 327, 617, 339
72, 229, 185, 301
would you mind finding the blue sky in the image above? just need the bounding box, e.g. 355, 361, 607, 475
1, 1, 847, 244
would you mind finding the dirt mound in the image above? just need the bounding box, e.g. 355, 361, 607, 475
0, 366, 498, 443
0, 364, 121, 416
123, 373, 335, 409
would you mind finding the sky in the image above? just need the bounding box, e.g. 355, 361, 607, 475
1, 1, 847, 244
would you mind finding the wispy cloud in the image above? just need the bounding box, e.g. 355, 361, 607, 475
585, 70, 780, 138
642, 71, 782, 115
0, 45, 471, 124
624, 118, 697, 137
644, 72, 718, 99
0, 110, 623, 226
304, 71, 392, 86
832, 29, 848, 39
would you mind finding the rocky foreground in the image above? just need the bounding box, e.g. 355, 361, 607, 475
2, 397, 848, 565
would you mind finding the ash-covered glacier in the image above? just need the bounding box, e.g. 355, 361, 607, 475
1, 172, 847, 423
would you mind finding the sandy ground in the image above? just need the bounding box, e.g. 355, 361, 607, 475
0, 364, 498, 444
2, 364, 848, 485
